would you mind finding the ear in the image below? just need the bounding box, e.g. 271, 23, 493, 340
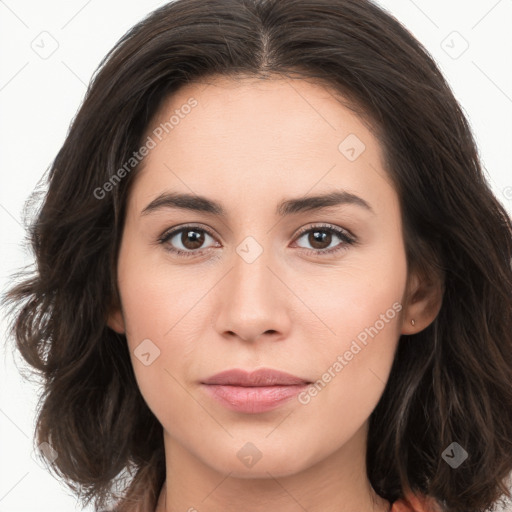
106, 300, 126, 334
401, 267, 444, 335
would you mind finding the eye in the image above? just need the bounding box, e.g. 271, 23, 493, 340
292, 223, 356, 256
158, 225, 219, 257
157, 223, 356, 258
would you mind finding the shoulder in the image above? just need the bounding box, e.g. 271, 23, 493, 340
391, 491, 443, 512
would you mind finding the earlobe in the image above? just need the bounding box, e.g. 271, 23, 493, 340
107, 305, 126, 334
401, 269, 444, 335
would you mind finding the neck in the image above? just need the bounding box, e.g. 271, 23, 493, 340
155, 424, 390, 512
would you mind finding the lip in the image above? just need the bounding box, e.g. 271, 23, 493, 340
201, 368, 311, 414
202, 368, 310, 386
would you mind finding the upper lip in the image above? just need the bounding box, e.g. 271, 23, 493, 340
202, 368, 311, 387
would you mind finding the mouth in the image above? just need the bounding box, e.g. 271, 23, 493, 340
201, 368, 311, 414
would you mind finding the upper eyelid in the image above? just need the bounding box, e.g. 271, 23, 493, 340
294, 223, 355, 240
161, 223, 216, 240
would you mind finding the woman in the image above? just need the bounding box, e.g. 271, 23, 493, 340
3, 1, 512, 511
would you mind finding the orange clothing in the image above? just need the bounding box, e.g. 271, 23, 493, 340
391, 491, 442, 512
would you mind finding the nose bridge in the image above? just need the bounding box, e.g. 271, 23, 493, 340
212, 233, 289, 341
230, 234, 275, 310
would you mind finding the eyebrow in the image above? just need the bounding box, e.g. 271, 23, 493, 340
140, 190, 374, 217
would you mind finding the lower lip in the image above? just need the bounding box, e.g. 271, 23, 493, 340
201, 384, 308, 413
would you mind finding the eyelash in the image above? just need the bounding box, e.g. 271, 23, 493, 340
157, 223, 357, 258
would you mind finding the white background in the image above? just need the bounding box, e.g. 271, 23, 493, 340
1, 1, 511, 511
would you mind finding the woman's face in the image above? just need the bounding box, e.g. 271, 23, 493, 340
109, 76, 412, 478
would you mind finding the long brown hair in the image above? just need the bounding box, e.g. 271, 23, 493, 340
3, 1, 512, 511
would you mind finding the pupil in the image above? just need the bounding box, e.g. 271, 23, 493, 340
184, 230, 204, 249
310, 230, 330, 249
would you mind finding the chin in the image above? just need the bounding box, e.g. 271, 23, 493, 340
199, 439, 318, 479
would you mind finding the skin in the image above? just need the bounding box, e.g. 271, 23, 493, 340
108, 75, 442, 512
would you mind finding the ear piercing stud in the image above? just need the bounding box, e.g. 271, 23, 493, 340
411, 319, 416, 326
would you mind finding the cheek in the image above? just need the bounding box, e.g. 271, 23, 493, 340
293, 235, 406, 415
119, 271, 203, 378
119, 282, 203, 429
114, 239, 205, 410
117, 232, 210, 343
299, 229, 406, 351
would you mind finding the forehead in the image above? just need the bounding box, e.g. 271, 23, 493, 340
129, 75, 395, 217
146, 75, 379, 154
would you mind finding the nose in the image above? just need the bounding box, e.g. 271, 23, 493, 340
211, 243, 292, 343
